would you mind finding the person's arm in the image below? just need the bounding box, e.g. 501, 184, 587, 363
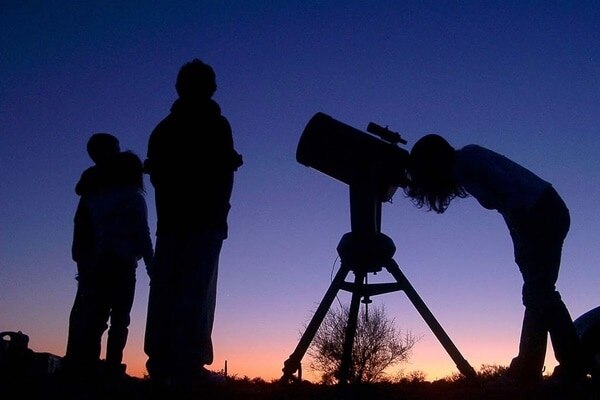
225, 122, 243, 172
72, 198, 93, 270
215, 116, 243, 171
145, 121, 167, 186
132, 193, 154, 271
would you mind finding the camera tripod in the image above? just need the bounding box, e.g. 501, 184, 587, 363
280, 184, 477, 384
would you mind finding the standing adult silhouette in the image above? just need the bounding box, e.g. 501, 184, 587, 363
143, 58, 243, 391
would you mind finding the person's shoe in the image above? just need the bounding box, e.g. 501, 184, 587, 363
483, 363, 543, 397
104, 362, 127, 376
546, 365, 587, 388
168, 367, 226, 394
483, 372, 540, 396
538, 367, 589, 400
502, 357, 544, 388
148, 374, 175, 398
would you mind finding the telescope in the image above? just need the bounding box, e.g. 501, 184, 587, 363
281, 113, 478, 385
296, 112, 409, 203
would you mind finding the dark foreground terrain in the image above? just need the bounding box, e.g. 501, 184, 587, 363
1, 370, 598, 400
0, 337, 597, 400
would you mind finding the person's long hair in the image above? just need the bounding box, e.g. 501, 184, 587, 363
403, 134, 467, 213
116, 150, 145, 193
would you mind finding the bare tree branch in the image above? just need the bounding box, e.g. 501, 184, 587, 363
305, 303, 420, 384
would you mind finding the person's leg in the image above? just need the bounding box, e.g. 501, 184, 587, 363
65, 275, 90, 370
534, 193, 582, 380
65, 269, 110, 381
507, 213, 548, 383
171, 230, 224, 384
144, 233, 179, 382
65, 274, 85, 351
547, 300, 581, 375
510, 306, 548, 383
510, 189, 581, 382
106, 263, 136, 371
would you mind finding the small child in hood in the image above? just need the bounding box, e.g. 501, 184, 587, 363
64, 134, 153, 382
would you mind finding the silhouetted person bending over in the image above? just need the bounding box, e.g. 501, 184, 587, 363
65, 136, 153, 383
143, 58, 243, 391
404, 134, 583, 388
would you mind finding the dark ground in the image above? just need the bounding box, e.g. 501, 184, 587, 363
0, 342, 597, 400
2, 371, 598, 400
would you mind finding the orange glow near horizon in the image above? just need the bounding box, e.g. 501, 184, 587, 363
120, 344, 560, 383
31, 329, 559, 383
24, 279, 560, 384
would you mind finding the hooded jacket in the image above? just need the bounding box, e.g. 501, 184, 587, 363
72, 187, 153, 267
144, 98, 242, 236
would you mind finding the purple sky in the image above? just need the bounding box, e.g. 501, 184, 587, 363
1, 1, 599, 381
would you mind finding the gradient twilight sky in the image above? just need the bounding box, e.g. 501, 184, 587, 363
2, 1, 599, 382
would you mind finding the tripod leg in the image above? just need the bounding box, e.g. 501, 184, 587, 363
386, 259, 478, 381
281, 262, 352, 382
338, 271, 366, 384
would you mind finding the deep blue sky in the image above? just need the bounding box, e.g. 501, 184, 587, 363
1, 1, 599, 381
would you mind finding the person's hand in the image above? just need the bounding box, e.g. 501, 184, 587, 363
232, 152, 243, 170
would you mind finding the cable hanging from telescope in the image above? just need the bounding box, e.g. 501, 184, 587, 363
330, 255, 345, 311
329, 254, 371, 318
